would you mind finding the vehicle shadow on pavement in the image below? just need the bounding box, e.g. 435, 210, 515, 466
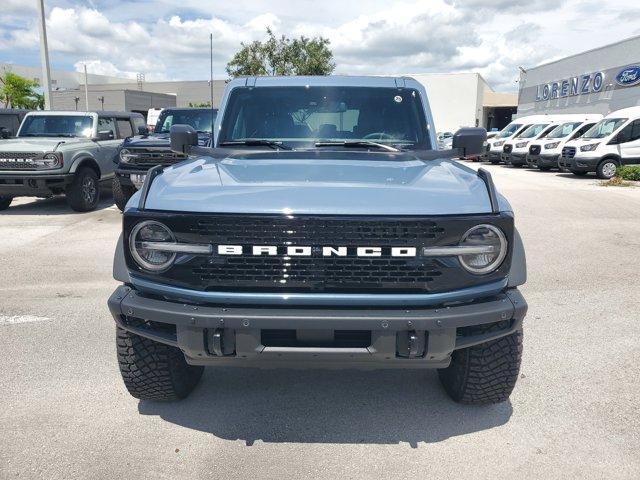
1, 187, 115, 216
138, 368, 513, 447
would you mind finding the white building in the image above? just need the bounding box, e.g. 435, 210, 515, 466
407, 73, 516, 133
517, 35, 640, 117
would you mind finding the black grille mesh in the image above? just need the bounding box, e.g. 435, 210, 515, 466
125, 213, 513, 295
0, 152, 39, 170
562, 147, 576, 158
529, 145, 541, 155
503, 144, 513, 153
128, 148, 186, 166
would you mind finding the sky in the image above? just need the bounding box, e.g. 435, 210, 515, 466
0, 0, 638, 92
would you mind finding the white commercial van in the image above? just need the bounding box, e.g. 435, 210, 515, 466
501, 116, 575, 167
526, 114, 603, 170
559, 107, 640, 179
485, 115, 552, 164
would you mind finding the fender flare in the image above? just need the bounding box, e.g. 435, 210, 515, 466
69, 156, 101, 178
113, 233, 131, 283
507, 227, 527, 287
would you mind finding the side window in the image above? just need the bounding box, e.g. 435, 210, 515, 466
571, 123, 594, 139
117, 119, 133, 139
629, 120, 640, 142
132, 116, 145, 131
98, 117, 117, 139
615, 121, 640, 144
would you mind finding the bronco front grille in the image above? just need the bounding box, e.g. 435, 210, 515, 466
124, 213, 514, 294
529, 145, 541, 155
128, 148, 187, 166
562, 147, 576, 158
0, 152, 40, 170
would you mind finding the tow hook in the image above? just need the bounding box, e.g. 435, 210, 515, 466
396, 330, 426, 358
208, 328, 236, 356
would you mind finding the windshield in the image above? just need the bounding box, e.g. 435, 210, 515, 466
495, 122, 522, 139
218, 86, 431, 149
545, 122, 582, 139
518, 123, 550, 139
582, 118, 627, 139
155, 110, 217, 134
18, 115, 93, 138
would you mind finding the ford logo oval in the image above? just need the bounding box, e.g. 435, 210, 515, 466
615, 66, 640, 87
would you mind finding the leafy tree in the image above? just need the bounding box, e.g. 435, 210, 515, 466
226, 28, 335, 77
0, 72, 43, 109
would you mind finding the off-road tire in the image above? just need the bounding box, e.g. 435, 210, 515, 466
116, 326, 204, 401
438, 325, 523, 405
112, 177, 136, 211
570, 170, 588, 176
66, 167, 100, 212
0, 196, 12, 211
596, 159, 619, 180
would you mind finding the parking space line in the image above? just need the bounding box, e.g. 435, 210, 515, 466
0, 315, 51, 326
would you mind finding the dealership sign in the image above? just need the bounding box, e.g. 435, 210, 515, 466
535, 71, 604, 102
615, 65, 640, 87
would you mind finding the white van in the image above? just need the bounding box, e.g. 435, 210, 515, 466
485, 115, 552, 164
501, 116, 574, 166
526, 114, 603, 170
559, 107, 640, 178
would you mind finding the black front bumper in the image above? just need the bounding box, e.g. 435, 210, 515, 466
0, 173, 75, 197
115, 167, 150, 187
108, 285, 527, 369
510, 153, 528, 166
558, 156, 599, 172
530, 154, 560, 168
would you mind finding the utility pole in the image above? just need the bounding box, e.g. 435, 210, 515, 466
210, 33, 215, 137
36, 0, 53, 110
83, 64, 90, 111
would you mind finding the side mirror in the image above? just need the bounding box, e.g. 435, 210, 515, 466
96, 130, 114, 141
0, 127, 11, 139
170, 124, 198, 154
452, 127, 487, 156
137, 125, 149, 136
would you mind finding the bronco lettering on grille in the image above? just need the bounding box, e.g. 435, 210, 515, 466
216, 245, 417, 257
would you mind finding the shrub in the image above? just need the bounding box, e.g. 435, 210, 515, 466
616, 165, 640, 181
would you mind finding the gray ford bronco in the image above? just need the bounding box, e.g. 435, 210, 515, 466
0, 111, 144, 211
108, 76, 527, 405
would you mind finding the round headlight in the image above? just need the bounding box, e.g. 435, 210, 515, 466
458, 224, 507, 274
129, 220, 176, 271
35, 152, 62, 169
119, 148, 134, 163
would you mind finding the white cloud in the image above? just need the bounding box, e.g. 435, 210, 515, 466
0, 0, 638, 92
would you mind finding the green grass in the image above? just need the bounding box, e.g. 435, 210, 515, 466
616, 165, 640, 181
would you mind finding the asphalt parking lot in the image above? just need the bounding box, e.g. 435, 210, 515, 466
0, 165, 638, 479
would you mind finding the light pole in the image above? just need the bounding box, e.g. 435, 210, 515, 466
74, 96, 79, 111
36, 0, 53, 110
97, 96, 105, 110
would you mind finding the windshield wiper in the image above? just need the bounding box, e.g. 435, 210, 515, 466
314, 141, 400, 152
220, 140, 292, 150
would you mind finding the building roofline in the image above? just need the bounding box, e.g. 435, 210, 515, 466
525, 34, 640, 71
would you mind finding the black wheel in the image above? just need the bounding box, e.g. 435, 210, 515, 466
570, 170, 588, 176
112, 177, 136, 212
117, 326, 204, 401
438, 324, 523, 405
66, 167, 100, 212
0, 196, 12, 211
596, 159, 618, 180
